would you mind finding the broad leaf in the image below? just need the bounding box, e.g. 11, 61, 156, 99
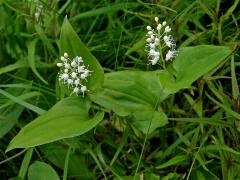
60, 17, 104, 90
91, 70, 168, 116
90, 71, 169, 133
134, 109, 168, 134
28, 161, 59, 180
160, 45, 231, 93
40, 141, 94, 179
6, 97, 104, 152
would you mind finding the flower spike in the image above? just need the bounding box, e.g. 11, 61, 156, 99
146, 17, 177, 66
57, 53, 92, 96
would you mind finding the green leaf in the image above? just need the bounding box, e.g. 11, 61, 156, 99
71, 2, 140, 22
40, 141, 94, 179
90, 70, 169, 133
27, 39, 48, 85
156, 155, 189, 169
91, 70, 168, 116
0, 59, 28, 75
160, 45, 231, 94
134, 109, 168, 134
28, 161, 60, 180
60, 17, 104, 91
6, 97, 104, 152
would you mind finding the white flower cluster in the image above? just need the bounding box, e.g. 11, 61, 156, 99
57, 52, 92, 96
146, 17, 177, 65
35, 4, 43, 21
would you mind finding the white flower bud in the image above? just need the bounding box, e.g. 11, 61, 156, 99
61, 56, 66, 61
57, 63, 63, 67
64, 52, 68, 58
165, 26, 171, 32
154, 17, 159, 22
146, 26, 152, 30
146, 38, 152, 43
71, 61, 77, 67
163, 35, 168, 41
64, 69, 68, 73
162, 21, 166, 26
154, 38, 160, 45
67, 79, 73, 85
157, 24, 162, 30
148, 31, 153, 35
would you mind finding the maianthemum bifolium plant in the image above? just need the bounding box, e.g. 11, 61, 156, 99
0, 0, 239, 179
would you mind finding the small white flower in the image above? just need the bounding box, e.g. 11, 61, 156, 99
67, 79, 73, 85
162, 21, 166, 26
71, 72, 77, 79
154, 17, 159, 22
149, 57, 159, 65
146, 38, 152, 43
35, 12, 40, 20
61, 56, 66, 62
64, 69, 68, 73
64, 63, 70, 69
154, 38, 160, 45
154, 51, 160, 57
165, 26, 171, 33
77, 56, 83, 63
148, 31, 153, 35
80, 86, 88, 96
166, 50, 177, 61
149, 43, 155, 49
80, 73, 87, 79
149, 49, 156, 56
78, 65, 85, 73
71, 61, 77, 67
57, 63, 63, 67
146, 26, 152, 30
163, 35, 174, 48
83, 69, 92, 76
73, 87, 80, 94
74, 78, 80, 85
157, 24, 162, 30
61, 73, 69, 81
64, 52, 68, 58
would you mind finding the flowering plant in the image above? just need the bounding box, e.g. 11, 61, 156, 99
7, 18, 232, 180
57, 52, 91, 96
146, 17, 177, 67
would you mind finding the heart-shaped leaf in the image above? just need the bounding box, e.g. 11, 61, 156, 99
90, 71, 169, 133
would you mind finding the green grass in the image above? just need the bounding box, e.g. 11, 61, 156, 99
0, 0, 239, 179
